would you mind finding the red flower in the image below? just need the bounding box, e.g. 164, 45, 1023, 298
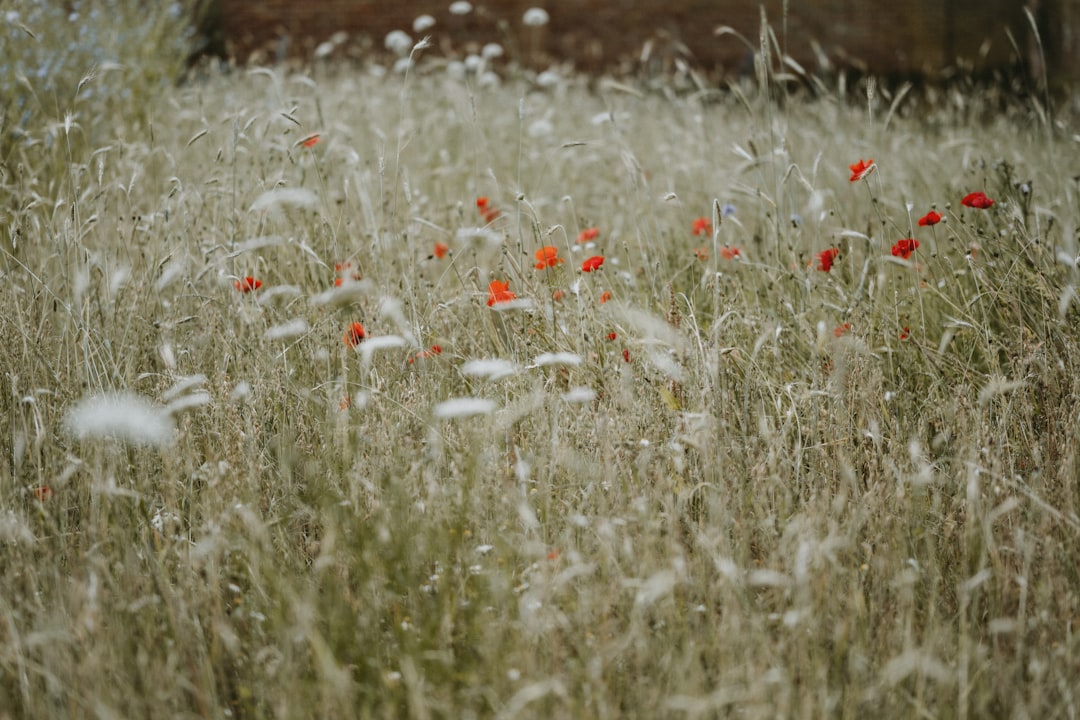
849, 158, 875, 182
606, 332, 618, 341
433, 241, 449, 259
234, 276, 262, 293
344, 322, 366, 347
833, 323, 851, 338
477, 196, 500, 223
719, 246, 741, 260
815, 248, 839, 272
899, 326, 911, 341
301, 134, 320, 148
891, 238, 919, 260
534, 245, 564, 270
693, 247, 709, 261
599, 290, 612, 304
334, 261, 362, 285
691, 217, 712, 236
581, 255, 605, 272
577, 227, 600, 244
622, 348, 631, 363
552, 289, 565, 302
917, 210, 942, 227
961, 191, 994, 209
34, 486, 54, 502
486, 280, 517, 306
409, 345, 443, 363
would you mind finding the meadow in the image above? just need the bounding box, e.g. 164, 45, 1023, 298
3, 8, 1080, 717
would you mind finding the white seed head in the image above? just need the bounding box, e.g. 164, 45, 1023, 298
523, 7, 550, 26
385, 30, 413, 56
65, 392, 175, 447
413, 14, 436, 32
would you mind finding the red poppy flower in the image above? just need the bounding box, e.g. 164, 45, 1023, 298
344, 322, 366, 347
581, 255, 604, 272
899, 326, 911, 341
477, 196, 500, 223
691, 217, 712, 236
917, 210, 942, 227
720, 246, 741, 260
815, 248, 839, 272
486, 280, 517, 306
622, 348, 631, 363
833, 323, 851, 338
606, 332, 618, 341
234, 276, 262, 293
552, 289, 565, 302
301, 134, 320, 148
961, 191, 994, 209
599, 290, 612, 304
693, 247, 709, 261
534, 245, 564, 270
849, 158, 875, 182
409, 345, 443, 363
34, 486, 53, 501
577, 227, 600, 244
891, 238, 919, 260
433, 241, 449, 259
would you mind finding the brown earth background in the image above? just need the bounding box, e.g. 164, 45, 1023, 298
216, 1, 1079, 85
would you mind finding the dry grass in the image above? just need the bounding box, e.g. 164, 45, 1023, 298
3, 30, 1080, 719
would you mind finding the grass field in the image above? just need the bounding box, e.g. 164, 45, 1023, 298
3, 21, 1080, 718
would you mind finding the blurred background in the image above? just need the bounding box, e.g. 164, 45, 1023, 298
213, 0, 1078, 86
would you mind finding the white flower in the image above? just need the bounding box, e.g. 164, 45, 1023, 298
449, 1, 473, 15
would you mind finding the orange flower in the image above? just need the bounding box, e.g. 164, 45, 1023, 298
344, 322, 366, 347
815, 248, 839, 272
891, 238, 919, 260
534, 245, 564, 270
476, 196, 490, 210
849, 158, 875, 182
552, 289, 565, 302
486, 280, 517, 306
720, 246, 741, 260
577, 227, 600, 244
433, 241, 449, 259
301, 134, 320, 148
581, 255, 604, 272
234, 276, 262, 293
691, 217, 712, 236
599, 290, 612, 304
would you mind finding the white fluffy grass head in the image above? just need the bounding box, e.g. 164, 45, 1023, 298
65, 392, 175, 447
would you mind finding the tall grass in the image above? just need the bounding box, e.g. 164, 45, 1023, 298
2, 25, 1080, 718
